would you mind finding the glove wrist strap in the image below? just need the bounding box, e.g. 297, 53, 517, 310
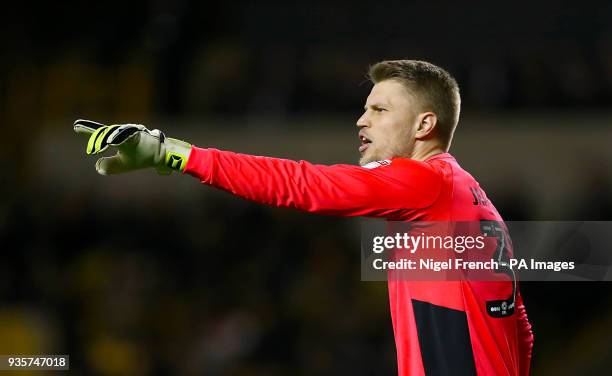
162, 137, 192, 173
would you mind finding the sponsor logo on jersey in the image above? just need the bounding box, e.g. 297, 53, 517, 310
362, 159, 392, 169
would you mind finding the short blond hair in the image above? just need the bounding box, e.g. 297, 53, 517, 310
368, 60, 461, 148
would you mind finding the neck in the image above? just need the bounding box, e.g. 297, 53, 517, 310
411, 143, 446, 162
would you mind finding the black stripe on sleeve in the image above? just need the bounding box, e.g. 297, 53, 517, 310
412, 299, 477, 376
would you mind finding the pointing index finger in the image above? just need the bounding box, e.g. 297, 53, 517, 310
74, 119, 106, 135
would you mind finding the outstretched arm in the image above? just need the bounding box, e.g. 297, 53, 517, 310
74, 120, 442, 219
184, 147, 442, 218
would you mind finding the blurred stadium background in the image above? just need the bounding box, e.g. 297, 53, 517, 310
1, 1, 612, 375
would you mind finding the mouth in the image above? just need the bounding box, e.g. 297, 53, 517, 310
359, 134, 372, 153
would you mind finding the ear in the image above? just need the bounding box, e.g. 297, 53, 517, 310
415, 112, 437, 140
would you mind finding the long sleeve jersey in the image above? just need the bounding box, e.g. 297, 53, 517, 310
184, 147, 534, 376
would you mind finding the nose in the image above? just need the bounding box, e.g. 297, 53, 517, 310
356, 111, 369, 129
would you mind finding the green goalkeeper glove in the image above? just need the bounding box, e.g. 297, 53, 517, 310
74, 119, 192, 175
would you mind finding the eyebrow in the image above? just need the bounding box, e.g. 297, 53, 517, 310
364, 103, 390, 110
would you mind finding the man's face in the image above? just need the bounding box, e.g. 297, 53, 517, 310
356, 80, 418, 165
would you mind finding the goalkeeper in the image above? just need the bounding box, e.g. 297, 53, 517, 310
75, 60, 533, 376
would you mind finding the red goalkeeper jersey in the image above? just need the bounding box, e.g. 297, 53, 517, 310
184, 148, 534, 376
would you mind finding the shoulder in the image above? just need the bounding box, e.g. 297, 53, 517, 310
362, 157, 444, 186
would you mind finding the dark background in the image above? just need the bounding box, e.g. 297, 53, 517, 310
1, 1, 612, 375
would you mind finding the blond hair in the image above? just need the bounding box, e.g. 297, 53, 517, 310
368, 60, 461, 148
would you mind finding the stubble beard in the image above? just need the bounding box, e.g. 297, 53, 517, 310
359, 147, 380, 166
359, 141, 412, 166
